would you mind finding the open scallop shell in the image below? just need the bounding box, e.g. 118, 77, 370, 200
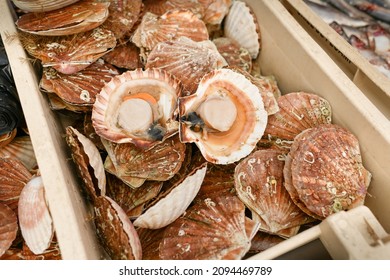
179, 68, 267, 164
0, 202, 18, 258
0, 136, 37, 171
284, 124, 372, 219
132, 10, 209, 53
133, 163, 207, 229
40, 60, 119, 108
103, 41, 143, 70
159, 194, 259, 260
223, 0, 261, 59
11, 0, 80, 12
92, 68, 183, 148
21, 28, 117, 75
143, 0, 205, 18
65, 126, 106, 199
102, 0, 143, 39
0, 157, 33, 212
16, 0, 110, 36
213, 37, 252, 72
102, 134, 186, 184
94, 195, 142, 260
264, 92, 332, 141
146, 36, 227, 95
198, 0, 232, 25
234, 149, 314, 236
18, 176, 54, 255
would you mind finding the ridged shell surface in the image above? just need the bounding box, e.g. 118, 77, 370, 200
213, 37, 252, 72
0, 136, 37, 171
133, 163, 207, 229
143, 0, 204, 18
0, 202, 18, 257
103, 42, 143, 70
12, 0, 80, 12
18, 176, 54, 254
198, 0, 232, 25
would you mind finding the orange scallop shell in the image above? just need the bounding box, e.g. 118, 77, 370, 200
283, 124, 372, 219
132, 10, 209, 53
0, 129, 17, 148
16, 0, 110, 36
0, 202, 18, 258
40, 60, 119, 107
102, 42, 143, 70
11, 0, 80, 12
143, 0, 205, 18
213, 37, 252, 72
0, 136, 37, 171
198, 0, 232, 25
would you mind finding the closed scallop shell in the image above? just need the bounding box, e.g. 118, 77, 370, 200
16, 0, 110, 36
21, 28, 116, 75
198, 0, 232, 25
0, 136, 37, 171
40, 60, 119, 108
103, 42, 143, 70
234, 150, 314, 236
0, 157, 33, 212
213, 37, 252, 72
65, 126, 106, 199
11, 0, 80, 12
179, 68, 267, 164
94, 195, 142, 260
146, 36, 227, 95
102, 135, 186, 184
143, 0, 205, 18
18, 176, 54, 255
133, 163, 207, 229
0, 202, 18, 258
264, 92, 332, 141
284, 124, 372, 219
132, 10, 209, 53
104, 156, 146, 189
224, 0, 261, 59
92, 68, 183, 148
137, 227, 166, 260
159, 194, 259, 260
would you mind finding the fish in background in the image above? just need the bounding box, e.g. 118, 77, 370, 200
345, 0, 390, 23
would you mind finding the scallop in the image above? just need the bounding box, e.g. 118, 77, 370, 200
283, 124, 372, 219
159, 194, 259, 260
143, 0, 205, 18
137, 227, 166, 260
234, 149, 315, 236
264, 92, 332, 141
0, 129, 17, 149
213, 37, 252, 72
102, 42, 143, 70
22, 239, 61, 260
0, 202, 18, 258
248, 231, 285, 255
16, 0, 110, 36
0, 136, 37, 171
224, 0, 261, 59
102, 134, 186, 184
94, 195, 142, 260
39, 60, 119, 108
0, 157, 33, 212
198, 0, 232, 25
104, 156, 146, 189
145, 36, 227, 95
11, 0, 80, 12
18, 176, 54, 255
132, 10, 209, 55
65, 126, 106, 200
133, 163, 207, 229
179, 68, 267, 164
92, 68, 183, 148
21, 28, 117, 75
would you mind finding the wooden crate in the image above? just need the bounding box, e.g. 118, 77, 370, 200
1, 0, 389, 259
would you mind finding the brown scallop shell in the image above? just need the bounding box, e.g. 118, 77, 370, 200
104, 156, 146, 189
143, 0, 205, 18
92, 68, 183, 148
40, 60, 119, 108
102, 0, 143, 39
46, 94, 91, 112
102, 134, 186, 184
132, 10, 209, 54
0, 136, 37, 171
223, 0, 261, 59
179, 68, 267, 164
213, 37, 252, 72
0, 247, 24, 260
234, 149, 314, 236
0, 157, 33, 212
102, 41, 143, 70
83, 113, 104, 150
284, 124, 372, 219
65, 126, 106, 200
0, 128, 17, 148
264, 92, 332, 141
0, 202, 18, 258
22, 239, 62, 260
106, 174, 162, 219
159, 195, 259, 260
137, 227, 166, 260
21, 28, 117, 74
146, 36, 227, 95
133, 163, 207, 229
248, 231, 285, 255
94, 195, 142, 260
16, 0, 110, 36
198, 0, 232, 25
18, 176, 54, 255
11, 0, 80, 12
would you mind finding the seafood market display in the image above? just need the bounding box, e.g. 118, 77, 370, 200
304, 0, 390, 78
5, 0, 373, 259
